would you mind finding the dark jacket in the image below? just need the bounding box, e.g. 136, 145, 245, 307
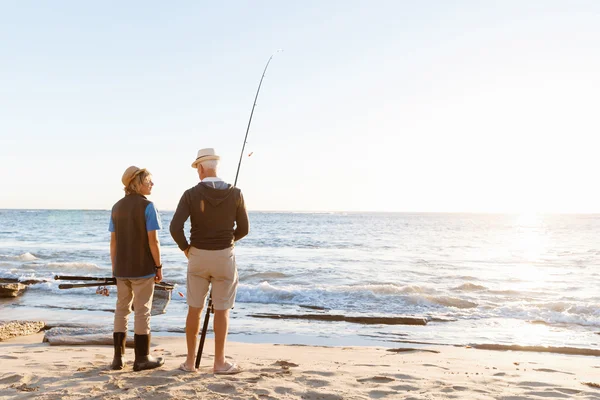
170, 181, 249, 251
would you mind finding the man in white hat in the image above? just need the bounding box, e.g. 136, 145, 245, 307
109, 166, 165, 371
170, 148, 249, 374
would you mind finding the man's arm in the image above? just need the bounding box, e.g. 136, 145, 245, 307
110, 232, 116, 276
234, 191, 249, 241
170, 192, 191, 251
148, 230, 162, 282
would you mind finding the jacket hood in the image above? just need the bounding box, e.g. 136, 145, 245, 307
197, 182, 235, 207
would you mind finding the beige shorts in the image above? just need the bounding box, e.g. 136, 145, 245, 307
187, 246, 238, 310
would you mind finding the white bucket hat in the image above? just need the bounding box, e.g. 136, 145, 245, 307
191, 148, 220, 168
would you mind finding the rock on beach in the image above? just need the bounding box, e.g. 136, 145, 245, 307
0, 321, 46, 342
0, 281, 27, 298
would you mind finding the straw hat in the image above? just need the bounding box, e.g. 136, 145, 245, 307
191, 148, 220, 168
121, 166, 147, 186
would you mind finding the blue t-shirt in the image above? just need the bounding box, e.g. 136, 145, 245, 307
109, 202, 161, 279
109, 202, 162, 232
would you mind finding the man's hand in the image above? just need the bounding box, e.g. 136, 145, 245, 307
155, 268, 163, 283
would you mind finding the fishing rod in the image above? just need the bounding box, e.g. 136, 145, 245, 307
55, 275, 116, 282
54, 275, 174, 290
195, 50, 281, 369
54, 275, 117, 289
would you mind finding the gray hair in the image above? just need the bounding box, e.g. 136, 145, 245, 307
198, 159, 219, 170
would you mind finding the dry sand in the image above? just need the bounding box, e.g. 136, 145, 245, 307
1, 333, 600, 399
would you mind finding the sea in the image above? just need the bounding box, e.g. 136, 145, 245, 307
1, 210, 599, 351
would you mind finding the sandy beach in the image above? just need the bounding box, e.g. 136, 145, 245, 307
1, 333, 599, 400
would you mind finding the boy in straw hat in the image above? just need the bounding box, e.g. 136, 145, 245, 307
170, 148, 249, 374
108, 166, 165, 371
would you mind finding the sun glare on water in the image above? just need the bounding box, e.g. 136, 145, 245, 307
511, 213, 550, 286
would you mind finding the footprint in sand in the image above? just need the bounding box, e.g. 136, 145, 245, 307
301, 390, 343, 400
421, 363, 449, 370
517, 381, 554, 388
295, 377, 330, 388
274, 386, 296, 395
0, 374, 25, 384
523, 390, 570, 399
207, 382, 237, 394
368, 389, 399, 399
273, 360, 299, 368
533, 368, 574, 375
252, 388, 277, 399
244, 375, 263, 383
260, 367, 284, 374
390, 384, 419, 391
392, 373, 418, 380
304, 370, 336, 377
357, 376, 396, 383
441, 385, 468, 393
355, 363, 392, 367
0, 355, 18, 360
554, 388, 582, 395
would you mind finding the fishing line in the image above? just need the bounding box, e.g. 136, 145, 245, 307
196, 50, 282, 368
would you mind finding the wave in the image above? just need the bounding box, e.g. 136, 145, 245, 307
488, 289, 523, 296
453, 283, 487, 292
348, 284, 434, 295
45, 262, 102, 271
531, 301, 600, 317
246, 241, 366, 250
405, 294, 479, 309
240, 271, 289, 280
235, 282, 478, 310
0, 252, 38, 261
492, 302, 600, 328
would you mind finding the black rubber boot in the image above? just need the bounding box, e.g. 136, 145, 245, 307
133, 334, 164, 372
111, 332, 126, 370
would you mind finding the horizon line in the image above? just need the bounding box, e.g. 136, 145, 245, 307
1, 207, 600, 215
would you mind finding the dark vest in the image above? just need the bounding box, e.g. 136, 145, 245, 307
111, 194, 155, 278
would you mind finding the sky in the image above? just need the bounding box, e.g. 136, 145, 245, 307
1, 1, 599, 213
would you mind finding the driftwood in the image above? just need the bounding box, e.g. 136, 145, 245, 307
0, 320, 46, 341
250, 313, 428, 326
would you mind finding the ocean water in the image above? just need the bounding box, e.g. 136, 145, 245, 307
1, 209, 599, 350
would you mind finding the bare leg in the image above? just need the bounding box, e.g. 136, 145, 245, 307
213, 309, 230, 370
184, 306, 203, 369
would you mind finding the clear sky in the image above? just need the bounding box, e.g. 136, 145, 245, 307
1, 1, 599, 213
